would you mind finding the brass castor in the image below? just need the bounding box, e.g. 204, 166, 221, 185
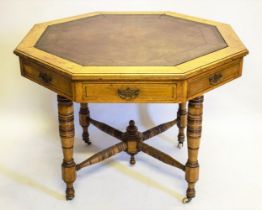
84, 138, 92, 145
130, 155, 136, 165
66, 194, 74, 200
83, 132, 91, 145
182, 197, 192, 204
66, 187, 75, 200
177, 142, 183, 149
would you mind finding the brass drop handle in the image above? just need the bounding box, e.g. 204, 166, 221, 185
117, 87, 140, 100
209, 73, 222, 85
39, 72, 52, 83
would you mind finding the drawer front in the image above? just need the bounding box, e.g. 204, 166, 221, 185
75, 82, 178, 103
21, 59, 72, 97
188, 59, 243, 98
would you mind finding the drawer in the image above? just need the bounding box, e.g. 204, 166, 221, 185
75, 82, 178, 103
20, 59, 72, 97
187, 59, 242, 98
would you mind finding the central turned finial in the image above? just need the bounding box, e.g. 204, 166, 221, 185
129, 120, 135, 126
126, 120, 138, 134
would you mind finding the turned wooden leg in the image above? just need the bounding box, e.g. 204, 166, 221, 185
57, 95, 76, 200
79, 103, 91, 145
177, 103, 187, 148
184, 96, 203, 203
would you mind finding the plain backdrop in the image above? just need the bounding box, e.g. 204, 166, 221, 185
0, 1, 262, 210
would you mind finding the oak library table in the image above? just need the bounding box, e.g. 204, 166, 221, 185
14, 12, 248, 203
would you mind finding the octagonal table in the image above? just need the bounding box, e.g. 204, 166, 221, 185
14, 12, 248, 203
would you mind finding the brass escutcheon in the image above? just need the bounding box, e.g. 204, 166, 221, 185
39, 72, 52, 83
117, 87, 140, 100
209, 73, 222, 85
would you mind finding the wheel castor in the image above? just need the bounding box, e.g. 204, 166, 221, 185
130, 155, 136, 165
65, 187, 75, 200
182, 197, 192, 204
177, 142, 183, 149
84, 138, 92, 145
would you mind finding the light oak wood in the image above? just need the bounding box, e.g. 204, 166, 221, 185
76, 142, 127, 170
79, 103, 91, 145
75, 82, 178, 103
87, 118, 181, 167
14, 11, 248, 203
20, 59, 72, 97
57, 95, 76, 200
185, 96, 204, 201
142, 119, 177, 141
14, 12, 248, 103
139, 142, 185, 171
187, 58, 243, 99
14, 12, 248, 80
177, 103, 187, 147
17, 56, 244, 103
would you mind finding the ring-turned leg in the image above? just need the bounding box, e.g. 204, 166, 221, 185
177, 103, 187, 148
57, 95, 76, 200
79, 103, 91, 145
184, 96, 203, 203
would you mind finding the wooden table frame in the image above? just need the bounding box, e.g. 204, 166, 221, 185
14, 11, 248, 203
58, 96, 202, 203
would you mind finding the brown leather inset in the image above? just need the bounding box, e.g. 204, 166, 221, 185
35, 14, 227, 66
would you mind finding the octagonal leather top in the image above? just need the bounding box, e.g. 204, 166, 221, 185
14, 12, 248, 80
35, 14, 227, 66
